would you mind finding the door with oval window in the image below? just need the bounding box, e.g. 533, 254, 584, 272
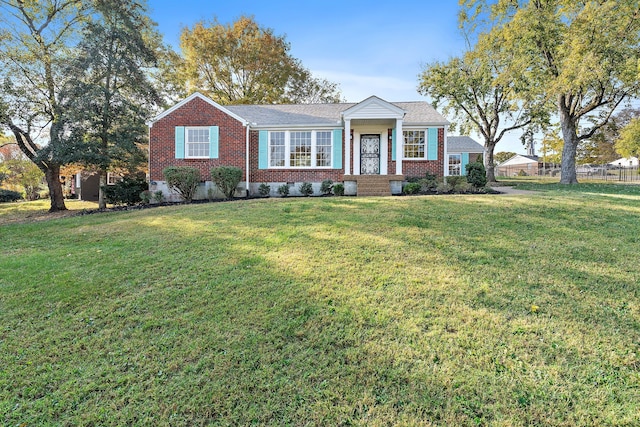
360, 134, 380, 175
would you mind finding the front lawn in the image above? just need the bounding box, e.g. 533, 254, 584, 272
1, 191, 639, 425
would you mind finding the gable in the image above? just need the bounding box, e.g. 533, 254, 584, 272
148, 92, 248, 127
342, 96, 405, 120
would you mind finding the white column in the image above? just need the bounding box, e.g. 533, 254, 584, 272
344, 119, 351, 175
395, 119, 403, 175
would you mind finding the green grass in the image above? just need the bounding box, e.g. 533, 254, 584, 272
0, 199, 99, 226
1, 191, 639, 426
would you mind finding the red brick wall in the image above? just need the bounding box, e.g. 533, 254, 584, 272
387, 127, 445, 178
149, 97, 247, 181
248, 130, 345, 183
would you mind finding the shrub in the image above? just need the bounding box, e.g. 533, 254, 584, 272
210, 166, 242, 200
140, 190, 152, 205
152, 190, 164, 203
436, 181, 452, 194
466, 162, 488, 188
102, 176, 148, 206
299, 182, 313, 196
258, 183, 271, 197
277, 184, 290, 197
518, 169, 528, 176
0, 189, 23, 203
446, 175, 466, 188
320, 179, 333, 195
162, 166, 200, 203
403, 182, 422, 195
333, 183, 345, 196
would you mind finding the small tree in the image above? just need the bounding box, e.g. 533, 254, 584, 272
465, 162, 488, 189
163, 166, 200, 203
210, 166, 242, 199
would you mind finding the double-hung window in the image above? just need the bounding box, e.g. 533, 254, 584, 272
404, 130, 425, 158
185, 127, 210, 158
448, 154, 461, 176
290, 131, 312, 167
268, 130, 332, 168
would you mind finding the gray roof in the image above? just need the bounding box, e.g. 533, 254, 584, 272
447, 136, 484, 153
227, 101, 447, 127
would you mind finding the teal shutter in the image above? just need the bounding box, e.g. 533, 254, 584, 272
209, 126, 219, 159
391, 129, 397, 161
175, 126, 185, 159
332, 129, 342, 169
461, 152, 470, 175
258, 130, 268, 169
427, 128, 438, 160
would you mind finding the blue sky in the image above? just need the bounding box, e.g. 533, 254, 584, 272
148, 1, 526, 153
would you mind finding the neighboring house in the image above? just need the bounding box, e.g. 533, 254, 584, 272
148, 92, 464, 198
446, 136, 484, 176
608, 157, 639, 167
73, 171, 122, 202
496, 154, 542, 177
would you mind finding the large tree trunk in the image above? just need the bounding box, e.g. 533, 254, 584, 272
45, 163, 67, 212
484, 140, 498, 184
98, 169, 107, 209
558, 99, 579, 184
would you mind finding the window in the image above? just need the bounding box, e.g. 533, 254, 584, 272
316, 131, 332, 167
186, 127, 210, 158
449, 154, 461, 176
290, 131, 312, 167
404, 130, 425, 158
270, 131, 285, 167
268, 130, 332, 168
107, 173, 123, 185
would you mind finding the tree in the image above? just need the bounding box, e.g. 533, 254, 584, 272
0, 0, 89, 212
178, 16, 342, 105
418, 39, 545, 183
60, 0, 160, 209
616, 117, 640, 159
461, 0, 640, 184
494, 151, 517, 164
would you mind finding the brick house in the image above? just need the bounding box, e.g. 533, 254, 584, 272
148, 92, 480, 199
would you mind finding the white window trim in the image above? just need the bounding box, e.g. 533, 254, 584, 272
402, 128, 428, 161
448, 153, 462, 176
267, 130, 333, 169
107, 172, 123, 185
185, 126, 210, 159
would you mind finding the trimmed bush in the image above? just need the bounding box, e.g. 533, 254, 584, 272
211, 166, 242, 200
152, 190, 164, 203
333, 183, 345, 196
258, 183, 271, 197
299, 182, 313, 197
277, 184, 290, 197
162, 166, 200, 203
403, 182, 422, 195
465, 162, 488, 188
140, 190, 152, 205
320, 179, 333, 195
102, 176, 148, 206
0, 189, 23, 203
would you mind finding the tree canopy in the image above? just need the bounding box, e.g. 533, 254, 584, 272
616, 117, 640, 159
460, 0, 640, 183
178, 16, 342, 105
418, 30, 545, 182
0, 0, 89, 211
60, 0, 161, 209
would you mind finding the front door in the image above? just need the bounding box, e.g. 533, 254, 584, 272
360, 134, 380, 175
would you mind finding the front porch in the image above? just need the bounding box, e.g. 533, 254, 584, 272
343, 175, 404, 197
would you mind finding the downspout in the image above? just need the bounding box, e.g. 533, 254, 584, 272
245, 123, 250, 197
443, 124, 449, 177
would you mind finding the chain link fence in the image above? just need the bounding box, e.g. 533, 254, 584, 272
497, 164, 640, 182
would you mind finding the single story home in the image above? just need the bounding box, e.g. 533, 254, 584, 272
496, 154, 542, 177
608, 157, 639, 167
147, 93, 481, 198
